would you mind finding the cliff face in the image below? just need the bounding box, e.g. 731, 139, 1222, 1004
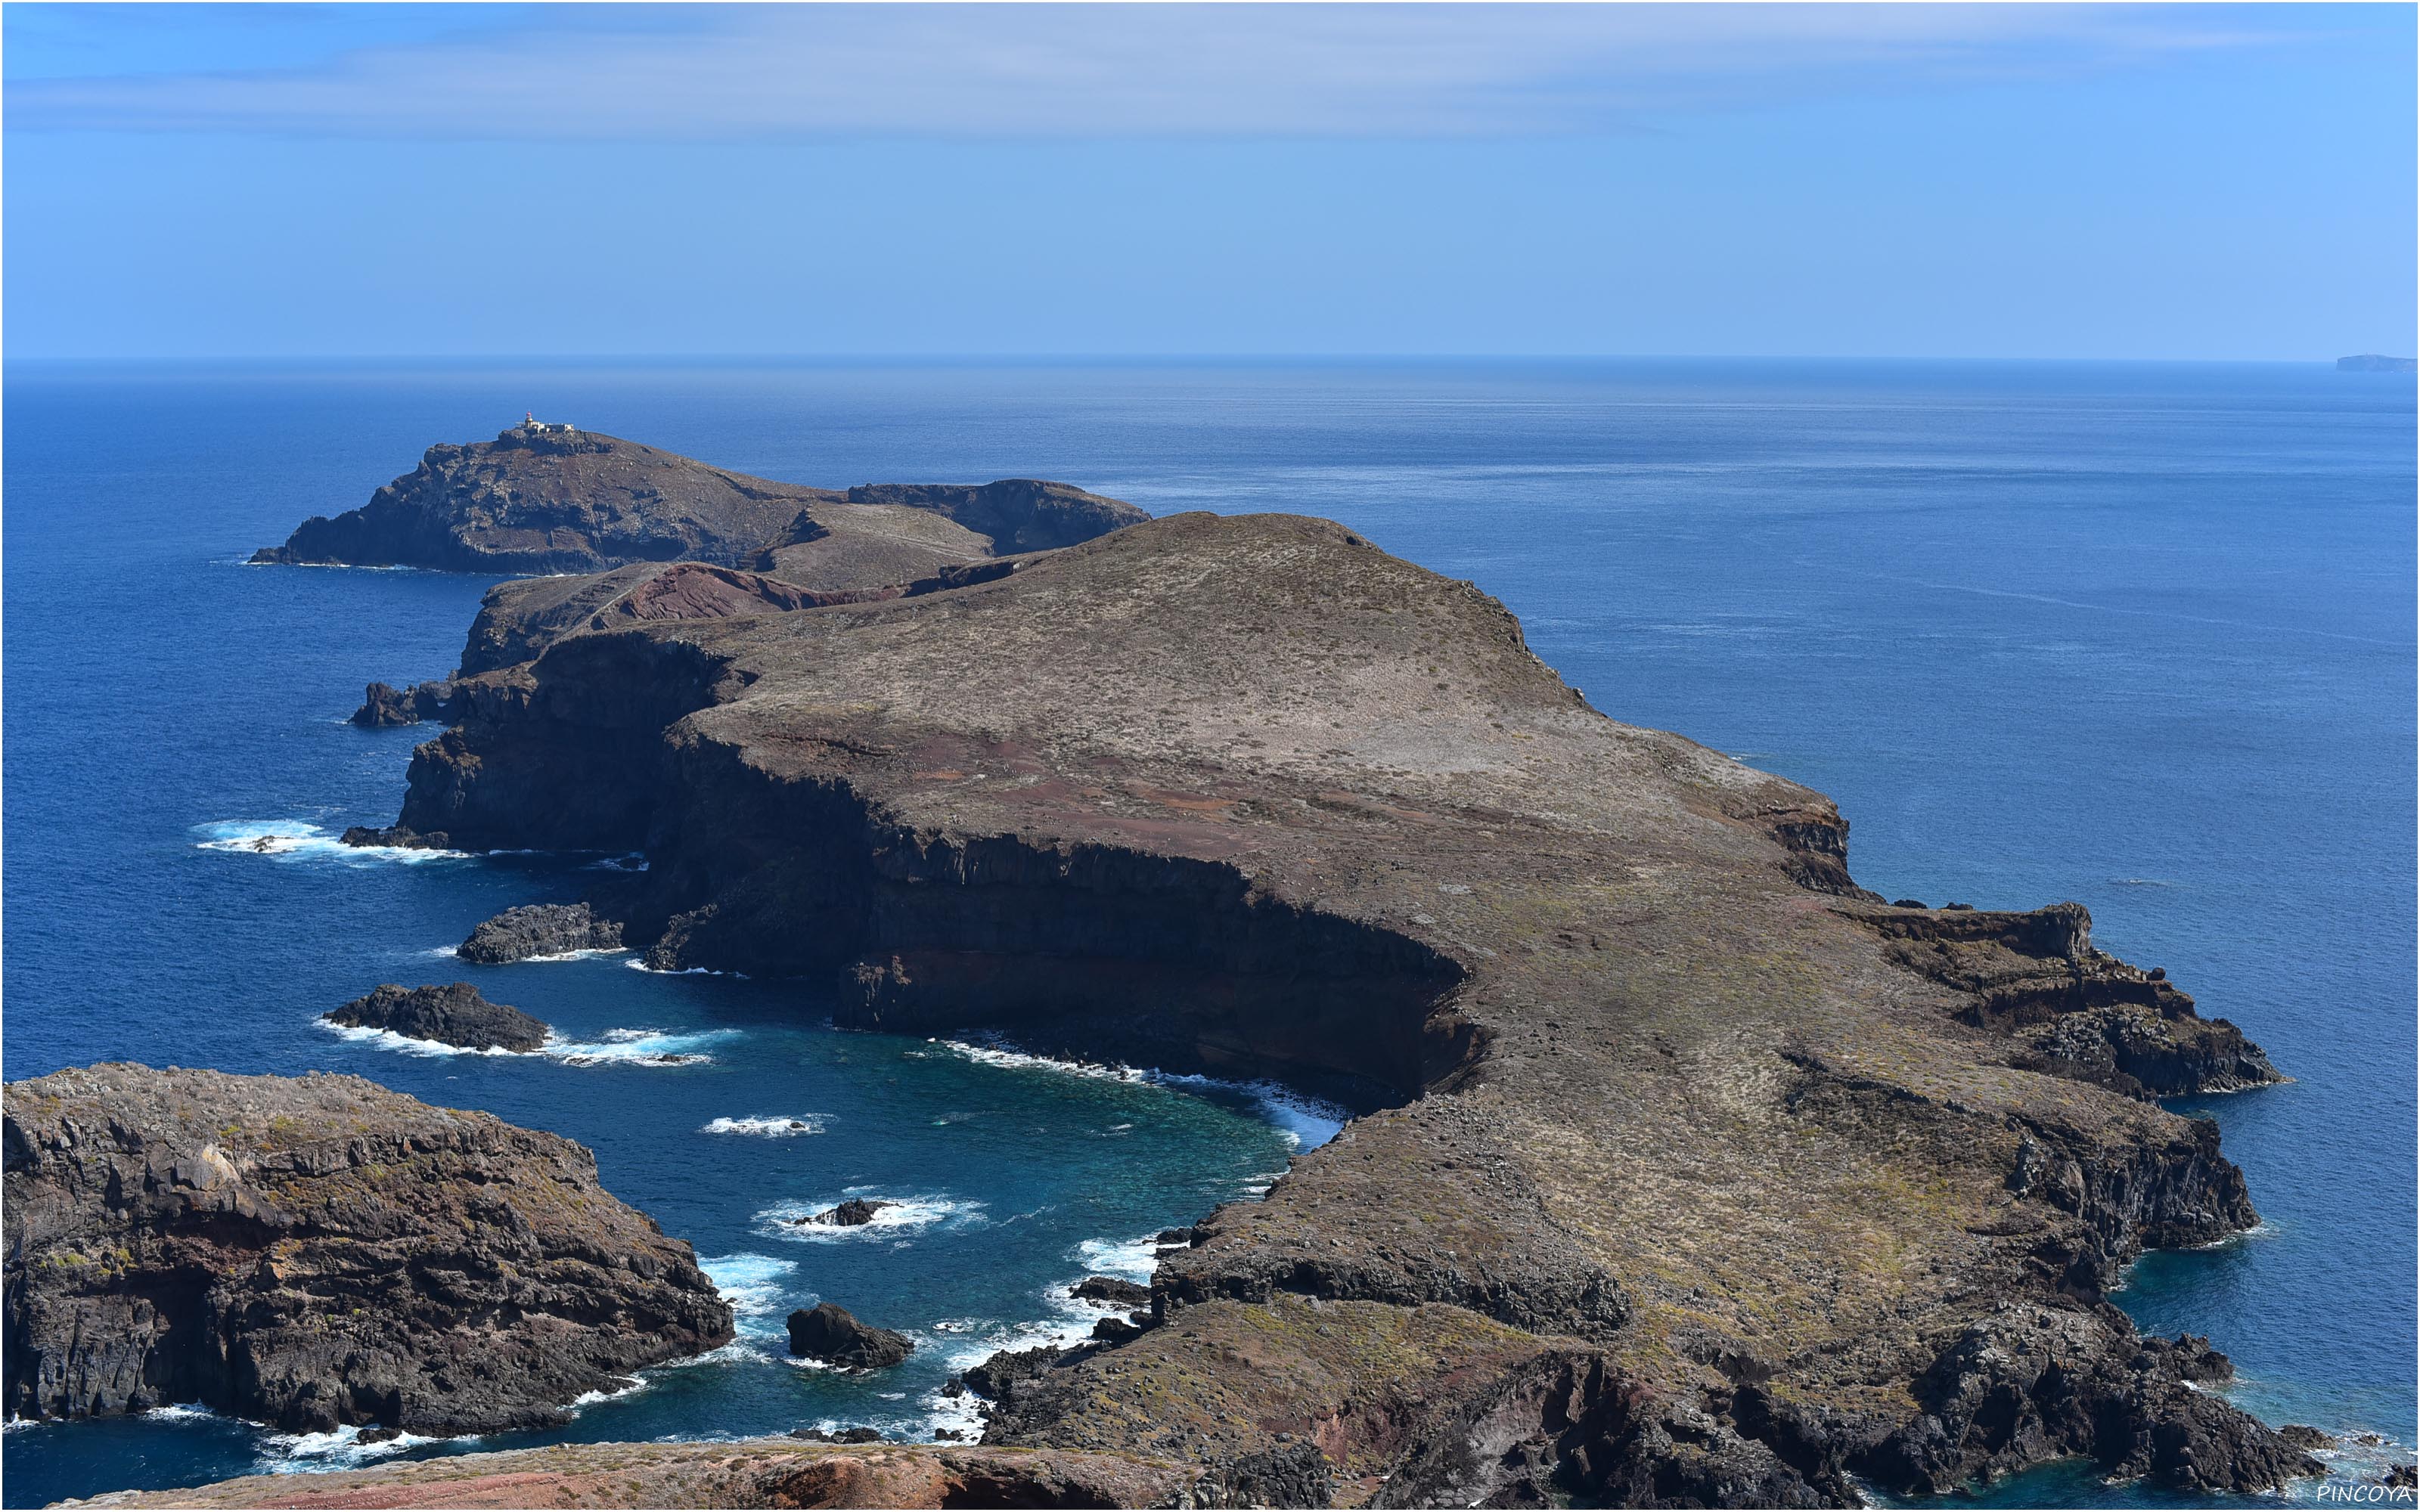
349, 511, 2299, 1503
4, 1064, 731, 1436
249, 425, 1144, 577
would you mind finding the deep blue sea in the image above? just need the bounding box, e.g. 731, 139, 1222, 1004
4, 360, 2412, 1507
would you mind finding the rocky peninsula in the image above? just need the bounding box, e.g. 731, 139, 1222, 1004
4, 1064, 731, 1436
302, 504, 2304, 1504
250, 423, 1143, 576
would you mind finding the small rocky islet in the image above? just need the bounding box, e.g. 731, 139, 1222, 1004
11, 424, 2369, 1507
322, 981, 551, 1052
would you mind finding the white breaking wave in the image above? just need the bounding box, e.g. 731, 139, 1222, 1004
568, 1377, 646, 1409
321, 1020, 734, 1067
936, 1036, 1352, 1150
253, 1421, 445, 1473
698, 1253, 801, 1334
703, 1116, 824, 1138
321, 1021, 529, 1059
195, 820, 470, 866
1075, 1235, 1164, 1284
758, 1192, 985, 1244
144, 1403, 218, 1423
1151, 1072, 1350, 1151
542, 1027, 739, 1067
623, 959, 747, 978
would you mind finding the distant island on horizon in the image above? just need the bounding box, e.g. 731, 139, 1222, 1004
2338, 353, 2418, 373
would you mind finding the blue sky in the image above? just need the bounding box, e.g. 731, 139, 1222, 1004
5, 3, 2412, 361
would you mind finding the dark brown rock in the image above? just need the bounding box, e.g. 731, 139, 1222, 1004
1071, 1275, 1152, 1308
959, 1344, 1067, 1404
2277, 1424, 2338, 1451
457, 903, 625, 965
785, 1303, 912, 1370
3, 1064, 731, 1436
323, 982, 549, 1052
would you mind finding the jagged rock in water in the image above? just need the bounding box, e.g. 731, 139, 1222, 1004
339, 823, 455, 851
351, 678, 464, 728
793, 1198, 891, 1228
786, 1303, 911, 1370
958, 1344, 1068, 1405
2, 1064, 731, 1435
458, 903, 626, 965
324, 981, 550, 1052
2278, 1424, 2339, 1451
1071, 1275, 1152, 1308
339, 509, 2299, 1503
250, 424, 1145, 577
788, 1427, 885, 1444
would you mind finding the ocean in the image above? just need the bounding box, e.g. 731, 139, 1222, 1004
3, 359, 2411, 1507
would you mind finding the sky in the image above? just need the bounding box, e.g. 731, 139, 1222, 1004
4, 2, 2412, 361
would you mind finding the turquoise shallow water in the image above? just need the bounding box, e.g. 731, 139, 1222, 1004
3, 359, 2412, 1506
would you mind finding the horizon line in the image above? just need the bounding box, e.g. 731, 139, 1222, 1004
5, 351, 2407, 369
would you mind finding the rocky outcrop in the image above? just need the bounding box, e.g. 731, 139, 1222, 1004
328, 510, 2299, 1504
458, 902, 625, 964
252, 425, 1145, 577
795, 1198, 891, 1228
323, 982, 550, 1051
4, 1064, 731, 1435
1860, 902, 2282, 1096
786, 1303, 912, 1369
1860, 1306, 2324, 1495
1071, 1276, 1152, 1308
60, 1441, 1200, 1509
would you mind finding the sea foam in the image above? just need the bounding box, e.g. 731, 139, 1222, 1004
542, 1027, 738, 1067
937, 1036, 1351, 1150
702, 1116, 823, 1137
758, 1192, 985, 1244
195, 820, 469, 866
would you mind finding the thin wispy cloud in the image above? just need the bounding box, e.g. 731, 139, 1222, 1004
5, 2, 2297, 141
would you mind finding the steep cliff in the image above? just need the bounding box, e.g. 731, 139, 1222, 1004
4, 1064, 731, 1436
250, 424, 1144, 576
340, 510, 2298, 1504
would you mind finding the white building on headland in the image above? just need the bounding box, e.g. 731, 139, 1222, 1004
521, 410, 576, 434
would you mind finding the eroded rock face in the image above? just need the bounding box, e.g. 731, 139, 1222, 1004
343, 510, 2299, 1503
1863, 1305, 2325, 1495
250, 426, 1145, 578
457, 902, 625, 965
786, 1303, 912, 1370
323, 982, 550, 1052
4, 1064, 732, 1435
